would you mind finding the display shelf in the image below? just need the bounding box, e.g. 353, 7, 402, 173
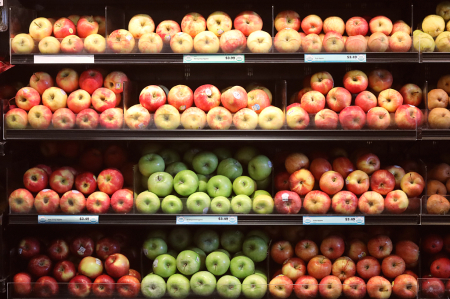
421, 129, 450, 140
421, 52, 450, 63
420, 214, 450, 225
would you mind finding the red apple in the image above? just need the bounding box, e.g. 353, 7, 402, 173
47, 239, 70, 261
28, 254, 52, 277
332, 257, 356, 281
289, 169, 315, 196
70, 236, 95, 258
282, 257, 306, 280
367, 235, 393, 259
18, 237, 40, 259
75, 172, 97, 195
381, 255, 405, 279
310, 158, 332, 180
93, 274, 115, 297
303, 190, 331, 214
111, 189, 134, 213
295, 240, 319, 262
430, 257, 450, 278
355, 91, 377, 113
13, 272, 32, 296
49, 168, 74, 193
269, 275, 293, 299
311, 71, 334, 95
319, 171, 344, 195
86, 191, 111, 214
331, 191, 358, 214
343, 276, 366, 299
285, 152, 310, 174
271, 241, 294, 264
23, 167, 48, 193
356, 256, 381, 280
343, 70, 368, 94
368, 69, 393, 93
294, 275, 318, 299
97, 168, 124, 195
117, 275, 141, 298
345, 170, 370, 195
33, 276, 59, 297
307, 255, 332, 280
275, 171, 290, 191
370, 170, 395, 195
68, 275, 92, 297
367, 276, 391, 299
385, 165, 406, 189
392, 274, 418, 299
347, 239, 368, 262
395, 240, 419, 265
79, 69, 103, 95
104, 253, 129, 278
96, 237, 120, 260
274, 191, 302, 214
400, 172, 425, 198
320, 235, 345, 260
53, 260, 76, 282
356, 153, 380, 175
339, 106, 366, 130
326, 87, 351, 112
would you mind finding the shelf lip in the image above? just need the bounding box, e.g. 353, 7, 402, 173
4, 129, 418, 141
420, 215, 450, 225
421, 53, 450, 63
421, 129, 450, 140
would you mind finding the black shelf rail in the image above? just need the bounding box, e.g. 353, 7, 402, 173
421, 129, 450, 140
420, 215, 450, 225
421, 52, 450, 63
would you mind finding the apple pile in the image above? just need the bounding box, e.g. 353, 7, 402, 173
287, 69, 424, 130
5, 69, 128, 130
128, 83, 281, 130
428, 74, 450, 129
274, 11, 411, 53
140, 227, 269, 299
13, 233, 140, 298
420, 232, 450, 298
268, 233, 419, 299
11, 15, 107, 54
414, 2, 450, 52
425, 162, 450, 214
136, 145, 275, 214
274, 148, 424, 214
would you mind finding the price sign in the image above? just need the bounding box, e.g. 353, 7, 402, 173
34, 55, 94, 64
38, 215, 99, 224
304, 54, 366, 63
183, 54, 245, 63
176, 215, 238, 225
303, 216, 365, 225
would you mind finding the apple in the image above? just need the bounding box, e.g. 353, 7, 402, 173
205, 106, 232, 130
368, 69, 393, 93
370, 170, 395, 195
138, 32, 163, 53
28, 254, 52, 277
392, 20, 411, 35
107, 29, 135, 53
221, 86, 248, 113
356, 256, 381, 280
170, 32, 194, 53
192, 31, 220, 53
17, 237, 40, 259
323, 16, 345, 35
346, 17, 369, 36
76, 108, 99, 129
307, 255, 332, 280
270, 241, 294, 264
333, 157, 354, 178
139, 85, 166, 112
345, 35, 367, 52
53, 17, 76, 39
314, 109, 338, 129
367, 276, 391, 299
303, 190, 331, 214
193, 84, 221, 112
83, 34, 106, 53
219, 29, 247, 53
319, 275, 342, 299
422, 278, 445, 298
60, 34, 84, 53
234, 11, 263, 36
430, 257, 450, 278
11, 34, 35, 54
428, 89, 448, 109
168, 85, 194, 112
206, 11, 232, 36
116, 275, 141, 298
104, 253, 129, 278
367, 235, 393, 259
69, 275, 93, 298
97, 168, 124, 195
358, 191, 384, 214
111, 189, 133, 213
141, 274, 166, 298
343, 70, 368, 94
34, 189, 60, 214
369, 16, 393, 35
300, 91, 325, 113
323, 31, 345, 53
301, 15, 323, 34
9, 188, 34, 213
128, 14, 155, 39
78, 256, 103, 279
52, 260, 76, 282
390, 31, 412, 52
79, 69, 103, 95
29, 17, 53, 40
302, 33, 322, 52
339, 106, 366, 130
319, 171, 344, 195
29, 72, 53, 95
33, 276, 59, 297
320, 235, 345, 260
181, 12, 206, 38
331, 191, 358, 214
77, 16, 98, 38
15, 87, 41, 111
427, 194, 450, 214
381, 254, 406, 279
356, 153, 380, 175
342, 276, 366, 299
247, 30, 272, 53
156, 20, 181, 44
274, 29, 302, 53
56, 68, 79, 93
392, 274, 417, 299
294, 275, 318, 299
368, 32, 389, 52
400, 172, 424, 197
275, 10, 301, 31
348, 239, 368, 262
92, 274, 115, 297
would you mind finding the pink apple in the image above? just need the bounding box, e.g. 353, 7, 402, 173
61, 35, 84, 53
368, 32, 389, 52
389, 31, 412, 52
345, 170, 370, 195
367, 107, 391, 130
97, 169, 124, 195
343, 276, 366, 299
247, 89, 270, 114
104, 71, 128, 94
221, 86, 248, 113
23, 167, 48, 192
67, 89, 91, 114
49, 169, 74, 193
369, 16, 393, 35
332, 257, 356, 281
286, 106, 310, 130
339, 106, 366, 130
77, 16, 98, 38
125, 104, 151, 129
345, 35, 367, 52
207, 106, 233, 130
139, 85, 166, 112
358, 191, 384, 214
219, 29, 247, 53
167, 85, 194, 112
274, 191, 302, 214
15, 87, 41, 111
319, 171, 344, 195
355, 91, 377, 112
301, 91, 326, 114
234, 11, 263, 36
399, 84, 422, 106
53, 18, 76, 38
302, 34, 322, 52
303, 190, 331, 214
34, 189, 60, 214
368, 69, 393, 93
301, 15, 323, 34
392, 20, 411, 35
400, 172, 424, 197
384, 190, 409, 214
56, 68, 79, 93
323, 31, 345, 53
86, 191, 111, 214
326, 87, 351, 112
331, 191, 358, 214
333, 157, 355, 178
75, 172, 97, 195
52, 108, 76, 129
29, 72, 54, 95
275, 10, 301, 31
356, 153, 380, 175
76, 108, 99, 129
91, 88, 116, 113
311, 72, 334, 95
370, 170, 395, 195
193, 84, 221, 112
395, 104, 423, 130
343, 70, 368, 94
156, 20, 181, 44
99, 108, 124, 129
346, 17, 369, 36
107, 29, 135, 53
60, 190, 86, 214
181, 12, 206, 38
111, 189, 134, 213
315, 109, 339, 129
323, 17, 346, 35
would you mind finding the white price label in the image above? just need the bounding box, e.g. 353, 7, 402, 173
34, 55, 94, 64
305, 54, 366, 63
183, 54, 245, 63
303, 216, 365, 225
176, 215, 238, 225
0, 0, 3, 6
38, 215, 99, 224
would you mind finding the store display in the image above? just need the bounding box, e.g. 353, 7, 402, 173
414, 2, 450, 52
427, 74, 450, 129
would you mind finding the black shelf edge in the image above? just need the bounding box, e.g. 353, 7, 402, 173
421, 53, 450, 63
420, 215, 450, 225
4, 129, 419, 141
421, 129, 450, 140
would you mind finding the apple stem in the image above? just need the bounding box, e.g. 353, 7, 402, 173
34, 22, 41, 28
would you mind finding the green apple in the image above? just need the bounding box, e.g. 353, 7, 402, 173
187, 247, 206, 270
141, 143, 163, 155
167, 274, 190, 299
234, 146, 259, 166
141, 274, 166, 298
251, 190, 270, 199
230, 195, 252, 214
141, 175, 150, 189
174, 170, 199, 197
234, 251, 245, 257
146, 230, 167, 241
233, 176, 256, 196
190, 271, 216, 296
186, 192, 211, 214
252, 195, 274, 214
161, 195, 183, 214
214, 147, 233, 161
136, 191, 160, 214
194, 229, 219, 253
159, 148, 181, 165
246, 230, 270, 244
192, 151, 218, 175
220, 229, 245, 253
205, 251, 230, 276
183, 148, 201, 166
167, 249, 178, 258
230, 256, 255, 279
176, 250, 201, 275
254, 176, 271, 190
242, 236, 268, 262
254, 267, 267, 281
148, 172, 173, 197
248, 155, 272, 181
214, 249, 231, 259
217, 158, 243, 181
139, 154, 165, 177
143, 237, 168, 260
241, 274, 267, 299
210, 196, 231, 214
197, 174, 209, 192
168, 227, 192, 251
217, 275, 242, 299
166, 162, 188, 177
207, 175, 232, 198
153, 254, 177, 278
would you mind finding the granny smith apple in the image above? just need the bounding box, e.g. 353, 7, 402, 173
141, 274, 166, 298
220, 229, 245, 253
183, 148, 201, 166
217, 275, 242, 299
141, 175, 150, 189
234, 146, 259, 166
186, 192, 211, 214
176, 250, 201, 275
230, 195, 252, 214
190, 271, 216, 296
255, 176, 271, 190
241, 274, 267, 299
166, 162, 188, 177
214, 147, 233, 161
230, 256, 255, 279
214, 249, 231, 259
246, 230, 270, 244
139, 154, 165, 177
252, 195, 274, 214
148, 172, 174, 197
159, 148, 181, 165
174, 170, 199, 196
187, 247, 206, 270
192, 151, 218, 175
233, 176, 256, 196
210, 196, 231, 214
146, 229, 167, 241
136, 191, 160, 214
242, 236, 268, 262
251, 190, 270, 199
194, 229, 219, 253
254, 267, 268, 282
248, 155, 272, 181
168, 227, 192, 251
153, 254, 177, 278
167, 249, 178, 258
161, 195, 183, 214
205, 251, 230, 276
141, 143, 163, 155
207, 175, 232, 198
217, 158, 243, 181
197, 174, 208, 192
167, 274, 190, 299
143, 237, 168, 260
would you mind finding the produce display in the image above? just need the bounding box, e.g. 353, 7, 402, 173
414, 1, 450, 52
5, 68, 128, 130
425, 162, 450, 214
427, 74, 450, 129
288, 69, 424, 130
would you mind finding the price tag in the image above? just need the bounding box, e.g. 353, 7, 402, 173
38, 215, 99, 224
304, 54, 366, 63
0, 1, 3, 6
34, 55, 94, 64
303, 216, 365, 225
176, 215, 238, 225
183, 54, 245, 63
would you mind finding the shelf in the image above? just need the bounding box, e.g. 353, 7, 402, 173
421, 52, 450, 63
421, 129, 450, 140
421, 215, 450, 225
